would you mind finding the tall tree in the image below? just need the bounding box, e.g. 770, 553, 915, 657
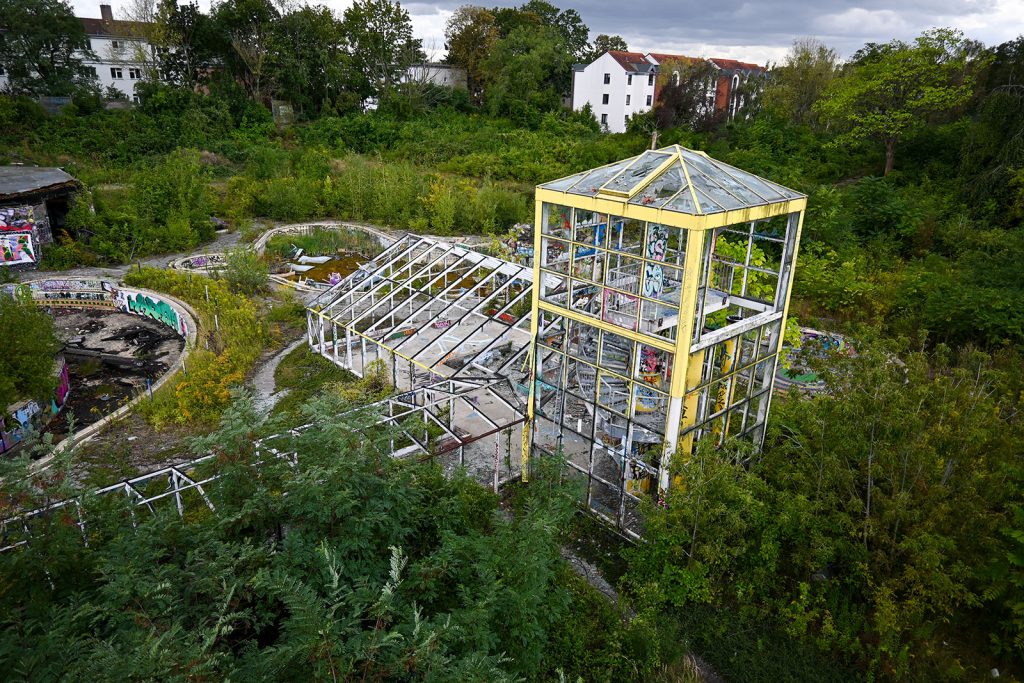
154, 0, 216, 89
444, 5, 498, 105
587, 34, 628, 62
763, 37, 838, 126
815, 28, 985, 175
654, 57, 719, 131
211, 0, 280, 103
482, 24, 572, 123
0, 0, 96, 96
269, 5, 350, 117
342, 0, 422, 100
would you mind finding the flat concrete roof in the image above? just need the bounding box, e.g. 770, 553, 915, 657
0, 166, 78, 201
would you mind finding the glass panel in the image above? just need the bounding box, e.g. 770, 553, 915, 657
541, 169, 590, 192
610, 217, 644, 254
590, 474, 622, 521
598, 371, 629, 415
635, 345, 672, 388
664, 227, 687, 267
567, 158, 638, 196
567, 320, 601, 365
570, 279, 600, 316
561, 463, 590, 504
572, 251, 599, 280
544, 203, 573, 238
599, 331, 632, 375
540, 273, 568, 307
663, 187, 699, 214
605, 253, 643, 295
601, 288, 639, 331
639, 298, 678, 341
692, 183, 729, 213
533, 415, 562, 453
539, 312, 567, 349
629, 161, 688, 207
541, 237, 570, 273
600, 150, 673, 195
574, 210, 608, 249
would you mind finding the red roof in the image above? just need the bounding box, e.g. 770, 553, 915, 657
79, 17, 149, 38
607, 51, 652, 71
709, 58, 765, 72
602, 51, 765, 74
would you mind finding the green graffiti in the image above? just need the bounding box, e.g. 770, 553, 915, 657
127, 293, 179, 330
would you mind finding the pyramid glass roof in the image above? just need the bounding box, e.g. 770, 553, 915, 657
539, 145, 803, 216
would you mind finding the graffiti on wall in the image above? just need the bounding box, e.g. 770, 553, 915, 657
114, 289, 187, 337
0, 233, 35, 265
0, 206, 35, 232
642, 225, 668, 298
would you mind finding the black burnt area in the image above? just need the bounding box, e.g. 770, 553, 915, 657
44, 308, 185, 441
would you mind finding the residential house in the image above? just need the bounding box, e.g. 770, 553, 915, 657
571, 51, 766, 133
0, 4, 159, 102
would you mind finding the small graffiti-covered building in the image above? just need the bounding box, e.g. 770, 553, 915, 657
0, 167, 80, 271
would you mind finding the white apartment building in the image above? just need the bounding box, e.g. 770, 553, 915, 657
571, 50, 765, 133
0, 4, 158, 102
80, 5, 160, 102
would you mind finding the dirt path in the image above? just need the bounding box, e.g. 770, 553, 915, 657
250, 337, 306, 416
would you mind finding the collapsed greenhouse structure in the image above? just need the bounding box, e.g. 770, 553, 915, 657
0, 145, 806, 550
308, 145, 807, 537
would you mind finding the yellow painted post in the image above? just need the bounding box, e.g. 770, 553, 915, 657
522, 198, 546, 482
659, 227, 709, 492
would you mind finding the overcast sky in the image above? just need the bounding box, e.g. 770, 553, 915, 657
74, 0, 1024, 64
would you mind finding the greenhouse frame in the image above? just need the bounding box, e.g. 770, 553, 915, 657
528, 145, 806, 535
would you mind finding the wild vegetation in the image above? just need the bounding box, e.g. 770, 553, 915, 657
1, 0, 1022, 679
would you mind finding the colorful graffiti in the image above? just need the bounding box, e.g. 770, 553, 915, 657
0, 205, 35, 232
1, 233, 35, 265
642, 225, 668, 298
1, 359, 70, 455
115, 290, 187, 337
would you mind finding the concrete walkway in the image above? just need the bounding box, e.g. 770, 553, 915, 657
250, 337, 306, 417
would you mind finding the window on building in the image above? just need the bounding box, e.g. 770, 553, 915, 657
128, 67, 142, 79
110, 67, 123, 79
111, 40, 122, 49
627, 74, 632, 85
133, 93, 141, 104
646, 94, 652, 106
602, 93, 609, 105
600, 113, 608, 126
648, 74, 654, 86
603, 73, 610, 84
625, 94, 630, 105
625, 116, 629, 127
672, 70, 680, 86
89, 66, 97, 77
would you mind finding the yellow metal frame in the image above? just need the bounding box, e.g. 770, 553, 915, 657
526, 150, 808, 494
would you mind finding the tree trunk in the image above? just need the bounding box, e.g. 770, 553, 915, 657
884, 138, 895, 176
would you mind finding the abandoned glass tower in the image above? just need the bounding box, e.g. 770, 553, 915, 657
527, 145, 806, 535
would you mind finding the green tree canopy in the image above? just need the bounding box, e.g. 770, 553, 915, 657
587, 34, 628, 62
444, 5, 499, 105
0, 0, 96, 96
0, 296, 60, 410
342, 0, 423, 100
815, 28, 985, 175
764, 37, 838, 126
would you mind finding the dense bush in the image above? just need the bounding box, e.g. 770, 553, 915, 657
0, 396, 654, 682
623, 343, 1024, 680
122, 268, 269, 427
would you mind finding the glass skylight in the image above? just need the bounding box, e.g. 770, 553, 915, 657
539, 145, 804, 215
